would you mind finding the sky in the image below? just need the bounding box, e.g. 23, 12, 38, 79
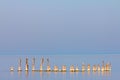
0, 0, 120, 55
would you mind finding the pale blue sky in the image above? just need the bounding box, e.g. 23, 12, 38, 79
0, 0, 120, 55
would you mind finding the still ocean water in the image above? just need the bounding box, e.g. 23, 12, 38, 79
0, 54, 119, 80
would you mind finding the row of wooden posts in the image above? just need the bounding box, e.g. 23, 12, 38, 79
10, 58, 111, 72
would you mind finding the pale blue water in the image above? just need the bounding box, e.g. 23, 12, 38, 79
0, 54, 120, 80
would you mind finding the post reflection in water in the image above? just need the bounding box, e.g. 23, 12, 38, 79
62, 72, 66, 75
82, 71, 85, 76
10, 71, 14, 76
89, 71, 111, 77
93, 71, 97, 76
70, 71, 74, 80
54, 72, 58, 75
54, 72, 58, 80
18, 71, 22, 77
25, 71, 29, 78
98, 71, 101, 76
39, 72, 43, 80
62, 72, 66, 80
75, 72, 79, 80
46, 71, 51, 79
14, 71, 111, 80
75, 71, 79, 75
101, 71, 105, 76
32, 71, 35, 77
101, 71, 111, 77
87, 71, 90, 76
70, 72, 79, 80
47, 72, 51, 77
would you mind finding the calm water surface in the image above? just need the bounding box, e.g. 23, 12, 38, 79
0, 54, 119, 80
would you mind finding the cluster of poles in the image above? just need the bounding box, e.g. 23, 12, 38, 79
10, 58, 112, 72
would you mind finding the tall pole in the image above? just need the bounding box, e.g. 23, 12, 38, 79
40, 58, 44, 71
18, 58, 22, 71
25, 58, 29, 71
32, 58, 35, 71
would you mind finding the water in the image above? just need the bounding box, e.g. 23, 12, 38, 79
0, 54, 120, 80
